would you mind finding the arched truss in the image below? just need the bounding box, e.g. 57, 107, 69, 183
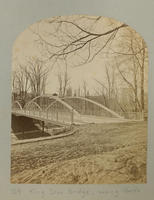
45, 99, 79, 115
13, 95, 123, 119
11, 95, 125, 124
24, 101, 42, 111
12, 101, 23, 110
24, 95, 80, 115
61, 96, 123, 118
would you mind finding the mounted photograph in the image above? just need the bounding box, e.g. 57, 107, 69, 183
11, 15, 148, 184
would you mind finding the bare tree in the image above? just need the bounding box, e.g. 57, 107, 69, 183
12, 70, 18, 98
17, 16, 147, 117
77, 86, 81, 97
57, 59, 70, 97
29, 16, 128, 67
94, 64, 117, 109
112, 28, 148, 114
131, 37, 147, 113
12, 66, 31, 103
57, 71, 63, 97
24, 58, 48, 97
66, 86, 73, 96
82, 80, 87, 97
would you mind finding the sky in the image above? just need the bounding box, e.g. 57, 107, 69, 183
12, 28, 108, 94
12, 15, 148, 95
12, 17, 112, 94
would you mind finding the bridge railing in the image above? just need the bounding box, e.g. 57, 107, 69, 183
61, 97, 123, 119
116, 111, 145, 120
12, 98, 78, 124
45, 101, 76, 124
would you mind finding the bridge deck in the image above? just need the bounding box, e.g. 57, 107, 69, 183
12, 109, 129, 125
12, 110, 83, 125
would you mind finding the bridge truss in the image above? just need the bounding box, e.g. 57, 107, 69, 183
12, 95, 126, 125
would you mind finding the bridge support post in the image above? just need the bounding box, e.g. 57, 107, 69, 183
42, 121, 45, 133
47, 111, 48, 119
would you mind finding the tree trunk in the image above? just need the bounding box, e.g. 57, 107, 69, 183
140, 44, 145, 114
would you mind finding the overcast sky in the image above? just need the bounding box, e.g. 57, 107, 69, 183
12, 17, 113, 94
12, 16, 148, 95
12, 30, 108, 94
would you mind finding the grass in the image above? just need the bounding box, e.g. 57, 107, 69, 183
11, 121, 147, 184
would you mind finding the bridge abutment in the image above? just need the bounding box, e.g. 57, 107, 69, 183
11, 114, 39, 133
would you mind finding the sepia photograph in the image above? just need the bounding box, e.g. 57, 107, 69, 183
11, 15, 148, 184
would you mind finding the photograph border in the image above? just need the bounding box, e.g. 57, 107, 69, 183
0, 0, 154, 199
